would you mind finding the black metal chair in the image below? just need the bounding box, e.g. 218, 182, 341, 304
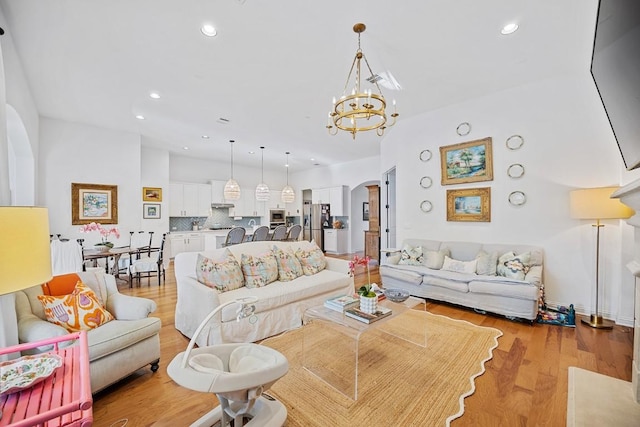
223, 227, 246, 246
251, 226, 270, 242
285, 224, 302, 241
128, 233, 166, 287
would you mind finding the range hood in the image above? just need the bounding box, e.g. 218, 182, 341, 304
211, 203, 235, 208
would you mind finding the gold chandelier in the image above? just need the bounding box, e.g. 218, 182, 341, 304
327, 23, 398, 139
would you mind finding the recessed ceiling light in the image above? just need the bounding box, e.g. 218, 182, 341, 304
183, 146, 189, 150
135, 115, 145, 120
149, 92, 160, 99
310, 158, 315, 161
501, 23, 519, 35
201, 135, 210, 139
201, 24, 217, 37
248, 151, 255, 154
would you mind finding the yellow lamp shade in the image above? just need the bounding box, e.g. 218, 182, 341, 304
570, 186, 635, 220
0, 207, 53, 295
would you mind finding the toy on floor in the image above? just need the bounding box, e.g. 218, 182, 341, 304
537, 304, 576, 327
167, 297, 289, 427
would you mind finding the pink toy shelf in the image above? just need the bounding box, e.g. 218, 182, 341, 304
0, 331, 92, 427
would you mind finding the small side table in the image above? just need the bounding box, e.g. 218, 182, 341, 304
0, 332, 92, 427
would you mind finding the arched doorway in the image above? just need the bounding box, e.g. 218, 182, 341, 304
6, 104, 35, 205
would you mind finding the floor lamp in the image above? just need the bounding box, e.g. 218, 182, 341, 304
570, 187, 634, 329
0, 207, 53, 359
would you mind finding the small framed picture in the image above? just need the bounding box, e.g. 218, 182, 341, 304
142, 187, 162, 202
446, 187, 491, 222
363, 202, 370, 221
143, 203, 161, 219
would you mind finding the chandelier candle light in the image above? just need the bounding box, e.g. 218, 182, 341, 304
255, 146, 270, 202
223, 139, 241, 201
281, 151, 295, 204
327, 23, 398, 139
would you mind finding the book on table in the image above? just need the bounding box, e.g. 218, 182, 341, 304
374, 289, 386, 301
324, 294, 359, 312
344, 306, 392, 324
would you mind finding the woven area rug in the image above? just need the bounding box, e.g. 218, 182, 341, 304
261, 309, 502, 426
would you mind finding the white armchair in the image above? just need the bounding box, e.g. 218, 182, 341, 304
14, 271, 161, 394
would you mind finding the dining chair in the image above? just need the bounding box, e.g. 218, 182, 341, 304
115, 231, 154, 276
128, 233, 167, 287
251, 226, 270, 242
285, 224, 302, 242
223, 227, 246, 246
270, 224, 288, 241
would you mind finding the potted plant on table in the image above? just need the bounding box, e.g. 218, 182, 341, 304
349, 255, 378, 314
79, 222, 120, 252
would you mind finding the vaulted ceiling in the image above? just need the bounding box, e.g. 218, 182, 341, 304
0, 0, 596, 171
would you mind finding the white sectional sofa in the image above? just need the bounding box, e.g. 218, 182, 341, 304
380, 239, 544, 321
174, 240, 353, 347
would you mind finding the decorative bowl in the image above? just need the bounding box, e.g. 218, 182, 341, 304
384, 288, 410, 303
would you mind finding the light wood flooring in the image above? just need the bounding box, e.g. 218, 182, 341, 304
92, 258, 633, 426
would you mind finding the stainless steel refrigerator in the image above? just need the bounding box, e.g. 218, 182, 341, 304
308, 203, 330, 251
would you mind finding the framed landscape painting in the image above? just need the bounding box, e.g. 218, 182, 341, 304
446, 187, 491, 222
72, 183, 118, 225
143, 203, 161, 219
439, 137, 493, 185
142, 187, 162, 202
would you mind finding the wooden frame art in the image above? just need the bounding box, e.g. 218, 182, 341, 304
71, 183, 118, 225
446, 187, 491, 222
142, 187, 163, 202
439, 137, 493, 185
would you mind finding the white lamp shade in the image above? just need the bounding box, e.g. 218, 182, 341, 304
223, 178, 241, 201
570, 186, 635, 220
255, 183, 270, 201
0, 207, 53, 295
281, 185, 295, 203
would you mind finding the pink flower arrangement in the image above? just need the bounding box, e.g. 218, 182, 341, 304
349, 255, 374, 297
79, 222, 120, 246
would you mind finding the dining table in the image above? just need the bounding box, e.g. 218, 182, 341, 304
82, 246, 133, 279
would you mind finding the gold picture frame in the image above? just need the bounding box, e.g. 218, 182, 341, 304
439, 137, 493, 185
446, 187, 491, 222
72, 183, 118, 225
142, 187, 162, 202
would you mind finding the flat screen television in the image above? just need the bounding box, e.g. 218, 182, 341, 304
591, 0, 640, 171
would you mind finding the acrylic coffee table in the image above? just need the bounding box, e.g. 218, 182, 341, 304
302, 296, 427, 400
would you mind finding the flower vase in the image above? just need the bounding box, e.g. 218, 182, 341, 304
95, 242, 113, 252
359, 294, 378, 314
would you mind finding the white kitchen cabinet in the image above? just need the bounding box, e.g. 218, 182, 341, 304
210, 180, 226, 204
170, 182, 212, 217
269, 190, 283, 209
169, 232, 204, 258
312, 188, 330, 204
229, 188, 265, 217
329, 185, 347, 216
324, 228, 348, 254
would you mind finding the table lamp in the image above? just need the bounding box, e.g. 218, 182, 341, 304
570, 187, 634, 329
0, 207, 53, 360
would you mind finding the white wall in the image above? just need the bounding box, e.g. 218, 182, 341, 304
350, 183, 373, 253
141, 144, 170, 245
381, 73, 635, 325
39, 118, 142, 247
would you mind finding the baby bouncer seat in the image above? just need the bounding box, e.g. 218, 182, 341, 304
167, 297, 289, 427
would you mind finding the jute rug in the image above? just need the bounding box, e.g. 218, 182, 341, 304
261, 309, 502, 426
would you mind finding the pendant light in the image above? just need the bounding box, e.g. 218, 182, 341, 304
281, 152, 295, 204
255, 146, 270, 201
223, 140, 241, 200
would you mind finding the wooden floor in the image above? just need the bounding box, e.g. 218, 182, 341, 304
92, 257, 633, 427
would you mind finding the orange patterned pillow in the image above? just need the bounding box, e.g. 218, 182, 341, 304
37, 281, 114, 332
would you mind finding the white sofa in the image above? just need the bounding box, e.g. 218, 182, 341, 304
174, 240, 353, 347
380, 239, 544, 321
14, 271, 161, 394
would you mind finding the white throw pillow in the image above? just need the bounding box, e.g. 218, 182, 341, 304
398, 245, 424, 266
475, 250, 499, 276
497, 251, 531, 280
441, 256, 478, 274
424, 248, 450, 270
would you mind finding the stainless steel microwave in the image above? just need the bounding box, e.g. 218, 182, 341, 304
270, 209, 285, 222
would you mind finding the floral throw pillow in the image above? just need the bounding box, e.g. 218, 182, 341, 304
241, 251, 279, 288
196, 250, 244, 293
272, 245, 304, 282
497, 251, 531, 280
398, 245, 424, 266
37, 281, 114, 332
295, 244, 327, 276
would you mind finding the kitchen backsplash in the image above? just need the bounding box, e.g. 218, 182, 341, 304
169, 208, 264, 231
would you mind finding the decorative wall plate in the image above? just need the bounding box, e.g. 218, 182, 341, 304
456, 122, 471, 136
508, 191, 526, 206
420, 200, 433, 212
507, 163, 525, 178
0, 354, 63, 395
420, 176, 433, 188
419, 149, 432, 162
506, 135, 524, 150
